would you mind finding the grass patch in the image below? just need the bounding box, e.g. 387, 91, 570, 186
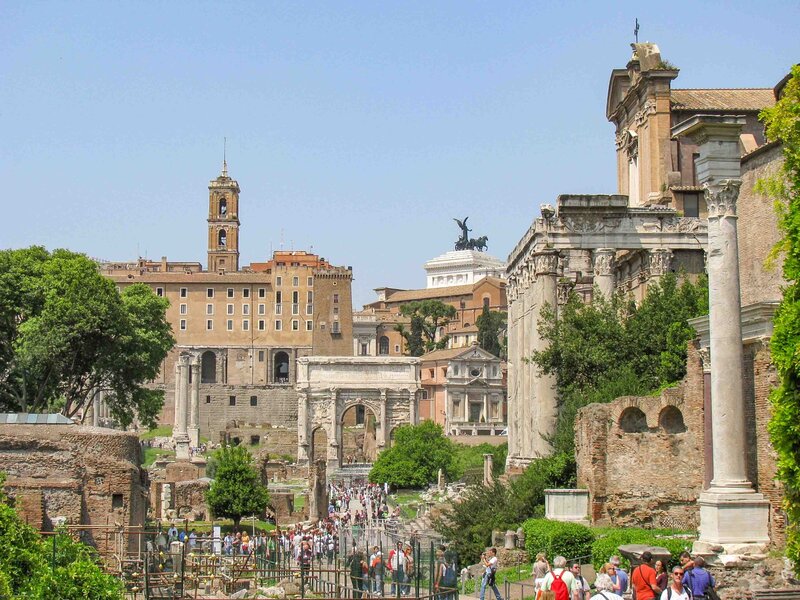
294, 493, 306, 512
143, 447, 175, 468
390, 489, 423, 520
140, 425, 173, 440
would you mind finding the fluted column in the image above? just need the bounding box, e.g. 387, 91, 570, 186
174, 355, 190, 460
297, 390, 310, 464
530, 250, 560, 457
327, 388, 340, 469
188, 357, 200, 448
378, 389, 388, 448
173, 360, 181, 431
505, 278, 519, 462
408, 387, 417, 425
593, 248, 616, 298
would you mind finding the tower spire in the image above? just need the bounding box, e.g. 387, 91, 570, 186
221, 137, 228, 177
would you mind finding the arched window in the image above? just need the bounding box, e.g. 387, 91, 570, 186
218, 229, 227, 247
483, 296, 490, 309
273, 351, 290, 384
659, 406, 687, 434
378, 336, 390, 355
619, 406, 648, 433
201, 351, 216, 383
219, 198, 227, 216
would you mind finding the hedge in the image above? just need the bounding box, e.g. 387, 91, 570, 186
590, 528, 694, 571
522, 519, 595, 562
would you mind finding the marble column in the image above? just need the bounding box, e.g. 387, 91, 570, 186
408, 387, 417, 425
483, 392, 489, 423
92, 390, 100, 427
592, 248, 616, 298
327, 388, 340, 469
378, 389, 387, 448
188, 357, 200, 448
174, 355, 190, 461
530, 249, 560, 457
483, 453, 494, 485
505, 279, 519, 462
297, 391, 310, 464
673, 114, 769, 549
173, 361, 182, 431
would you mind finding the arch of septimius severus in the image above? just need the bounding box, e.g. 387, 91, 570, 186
504, 197, 707, 470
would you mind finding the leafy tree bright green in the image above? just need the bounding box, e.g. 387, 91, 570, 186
395, 300, 458, 356
0, 474, 124, 599
762, 65, 800, 567
206, 445, 270, 527
476, 307, 507, 359
523, 518, 595, 562
0, 247, 174, 427
368, 421, 456, 487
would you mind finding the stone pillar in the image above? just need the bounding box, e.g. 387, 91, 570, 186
408, 387, 417, 425
327, 388, 340, 470
174, 355, 190, 461
505, 278, 519, 462
483, 453, 494, 485
648, 248, 673, 283
188, 357, 200, 448
297, 391, 310, 464
530, 250, 560, 457
463, 390, 469, 421
592, 248, 616, 298
673, 114, 769, 550
378, 389, 387, 448
173, 361, 181, 431
92, 390, 100, 427
482, 392, 489, 423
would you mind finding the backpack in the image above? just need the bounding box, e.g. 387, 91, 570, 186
550, 570, 569, 600
441, 562, 457, 587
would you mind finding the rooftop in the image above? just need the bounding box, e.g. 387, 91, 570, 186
670, 88, 774, 112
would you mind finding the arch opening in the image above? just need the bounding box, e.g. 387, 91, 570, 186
273, 351, 290, 384
619, 406, 648, 433
378, 336, 390, 355
340, 404, 378, 464
201, 351, 216, 383
311, 426, 328, 464
659, 405, 687, 434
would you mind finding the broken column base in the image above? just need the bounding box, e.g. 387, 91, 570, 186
694, 490, 770, 554
188, 427, 199, 449
175, 435, 191, 461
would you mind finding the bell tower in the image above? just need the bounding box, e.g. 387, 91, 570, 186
207, 158, 240, 272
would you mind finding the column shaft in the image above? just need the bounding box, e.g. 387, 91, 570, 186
593, 248, 616, 298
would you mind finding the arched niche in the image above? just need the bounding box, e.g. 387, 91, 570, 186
659, 405, 687, 434
273, 351, 290, 383
619, 406, 648, 433
201, 351, 217, 383
378, 336, 390, 355
311, 426, 328, 463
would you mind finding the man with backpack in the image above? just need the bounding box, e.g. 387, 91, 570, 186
661, 566, 690, 599
540, 555, 578, 600
435, 547, 459, 600
682, 556, 715, 599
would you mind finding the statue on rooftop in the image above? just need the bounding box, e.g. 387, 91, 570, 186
453, 217, 489, 252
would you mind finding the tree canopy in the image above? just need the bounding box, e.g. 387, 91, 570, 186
395, 300, 457, 356
206, 445, 270, 527
762, 65, 800, 568
476, 306, 507, 359
368, 421, 456, 488
0, 474, 124, 599
0, 247, 174, 427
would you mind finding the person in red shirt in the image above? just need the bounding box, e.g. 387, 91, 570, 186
631, 551, 661, 600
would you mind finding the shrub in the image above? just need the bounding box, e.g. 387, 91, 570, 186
523, 518, 595, 562
590, 528, 694, 570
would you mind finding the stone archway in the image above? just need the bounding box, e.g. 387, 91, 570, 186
340, 403, 378, 463
311, 426, 328, 463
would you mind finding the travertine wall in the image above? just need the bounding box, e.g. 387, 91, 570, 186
0, 424, 146, 555
575, 343, 706, 528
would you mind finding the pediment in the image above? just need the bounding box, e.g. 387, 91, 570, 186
452, 345, 499, 362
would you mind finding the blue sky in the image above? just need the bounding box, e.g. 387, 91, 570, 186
2, 1, 798, 306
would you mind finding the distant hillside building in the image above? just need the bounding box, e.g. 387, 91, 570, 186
100, 163, 354, 444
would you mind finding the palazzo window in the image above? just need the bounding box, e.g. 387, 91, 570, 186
206, 304, 214, 315
379, 336, 390, 355
180, 288, 188, 298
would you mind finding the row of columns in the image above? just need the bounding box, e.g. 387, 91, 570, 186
172, 354, 200, 461
92, 390, 111, 426
507, 241, 676, 469
445, 389, 504, 425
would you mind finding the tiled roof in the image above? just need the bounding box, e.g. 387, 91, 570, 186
671, 89, 774, 112
420, 347, 470, 362
384, 284, 475, 303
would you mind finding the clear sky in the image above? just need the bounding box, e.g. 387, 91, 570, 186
2, 1, 798, 307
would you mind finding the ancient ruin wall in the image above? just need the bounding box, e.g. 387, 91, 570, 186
575, 343, 705, 528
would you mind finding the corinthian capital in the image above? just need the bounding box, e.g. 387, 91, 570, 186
704, 179, 741, 219
648, 248, 673, 277
534, 250, 559, 276
593, 248, 616, 276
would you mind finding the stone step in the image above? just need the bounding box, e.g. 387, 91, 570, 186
752, 590, 800, 600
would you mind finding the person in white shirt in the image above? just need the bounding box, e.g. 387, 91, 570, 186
590, 574, 623, 600
660, 567, 691, 600
480, 547, 503, 600
541, 556, 579, 596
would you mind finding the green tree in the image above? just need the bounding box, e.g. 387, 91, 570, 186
762, 65, 800, 567
0, 474, 124, 599
476, 307, 507, 359
0, 247, 174, 427
395, 300, 457, 356
368, 421, 456, 488
206, 445, 270, 527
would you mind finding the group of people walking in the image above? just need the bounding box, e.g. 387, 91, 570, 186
531, 550, 717, 600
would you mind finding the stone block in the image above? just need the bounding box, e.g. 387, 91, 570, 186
544, 489, 590, 524
697, 490, 771, 546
